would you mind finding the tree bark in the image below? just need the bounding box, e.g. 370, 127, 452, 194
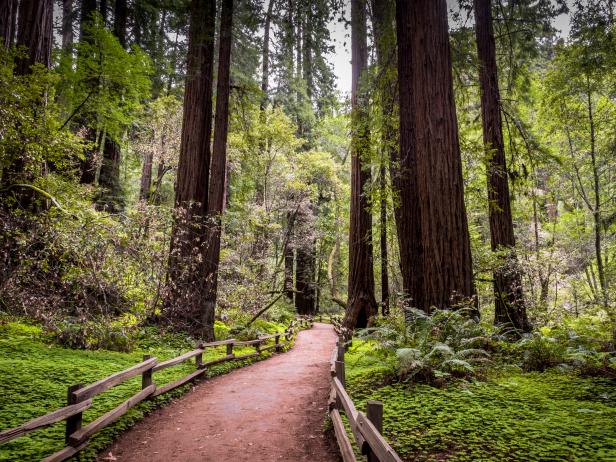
139, 150, 154, 202
0, 0, 18, 48
344, 0, 377, 330
114, 0, 128, 49
61, 0, 74, 52
96, 134, 124, 212
15, 0, 53, 74
474, 0, 528, 331
395, 0, 476, 314
372, 0, 396, 316
201, 0, 234, 341
260, 0, 274, 112
167, 0, 217, 332
295, 243, 316, 315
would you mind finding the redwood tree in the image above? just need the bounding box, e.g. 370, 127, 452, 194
474, 0, 529, 331
1, 0, 18, 48
167, 0, 216, 333
15, 0, 53, 75
344, 0, 377, 330
372, 0, 397, 315
395, 0, 476, 313
202, 0, 234, 341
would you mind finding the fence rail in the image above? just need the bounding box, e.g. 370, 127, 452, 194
329, 328, 403, 462
0, 317, 314, 462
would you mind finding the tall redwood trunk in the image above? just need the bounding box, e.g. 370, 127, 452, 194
15, 0, 53, 74
474, 0, 528, 331
0, 0, 18, 48
77, 0, 98, 185
396, 0, 475, 314
114, 0, 128, 49
139, 150, 153, 201
61, 0, 74, 52
3, 0, 52, 193
344, 0, 377, 330
201, 0, 234, 341
372, 0, 396, 316
295, 243, 316, 315
167, 0, 217, 332
97, 0, 130, 210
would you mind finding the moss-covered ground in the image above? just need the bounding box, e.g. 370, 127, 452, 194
344, 341, 616, 462
0, 320, 290, 461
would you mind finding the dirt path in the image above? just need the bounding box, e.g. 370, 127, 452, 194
100, 323, 339, 462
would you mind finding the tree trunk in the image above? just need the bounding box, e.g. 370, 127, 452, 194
79, 0, 97, 42
395, 0, 476, 314
372, 0, 396, 316
167, 0, 217, 332
344, 0, 377, 330
114, 0, 128, 49
474, 0, 528, 331
139, 150, 154, 202
61, 0, 74, 51
295, 243, 316, 315
100, 0, 108, 25
284, 247, 295, 300
0, 0, 18, 48
96, 134, 124, 212
260, 0, 274, 112
15, 0, 53, 74
201, 0, 234, 341
586, 80, 607, 307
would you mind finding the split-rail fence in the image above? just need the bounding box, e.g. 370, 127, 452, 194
0, 317, 313, 461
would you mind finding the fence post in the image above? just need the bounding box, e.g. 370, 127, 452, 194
65, 384, 84, 444
365, 400, 384, 462
195, 348, 203, 369
335, 360, 345, 388
226, 342, 234, 356
275, 335, 281, 353
142, 354, 153, 389
337, 340, 345, 363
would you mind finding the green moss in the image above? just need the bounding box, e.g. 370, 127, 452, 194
344, 342, 616, 462
0, 321, 295, 461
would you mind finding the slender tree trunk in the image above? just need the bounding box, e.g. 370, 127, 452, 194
0, 0, 18, 48
284, 244, 295, 301
167, 0, 217, 331
139, 150, 154, 202
379, 163, 390, 315
260, 0, 274, 112
474, 0, 528, 331
344, 0, 377, 330
201, 0, 234, 341
586, 81, 607, 307
396, 0, 476, 314
114, 0, 128, 49
61, 0, 74, 51
372, 0, 396, 316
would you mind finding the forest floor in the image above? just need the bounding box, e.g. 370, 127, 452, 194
98, 323, 339, 462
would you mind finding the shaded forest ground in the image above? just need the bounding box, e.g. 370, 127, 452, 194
344, 341, 616, 461
0, 319, 293, 461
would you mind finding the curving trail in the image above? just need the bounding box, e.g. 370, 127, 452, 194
99, 323, 339, 462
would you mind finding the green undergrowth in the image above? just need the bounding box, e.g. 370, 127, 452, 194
343, 340, 616, 462
0, 319, 292, 461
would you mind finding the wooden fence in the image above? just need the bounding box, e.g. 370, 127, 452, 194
329, 323, 403, 462
0, 317, 313, 462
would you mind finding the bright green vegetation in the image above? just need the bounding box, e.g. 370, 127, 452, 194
0, 320, 289, 462
344, 341, 616, 462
